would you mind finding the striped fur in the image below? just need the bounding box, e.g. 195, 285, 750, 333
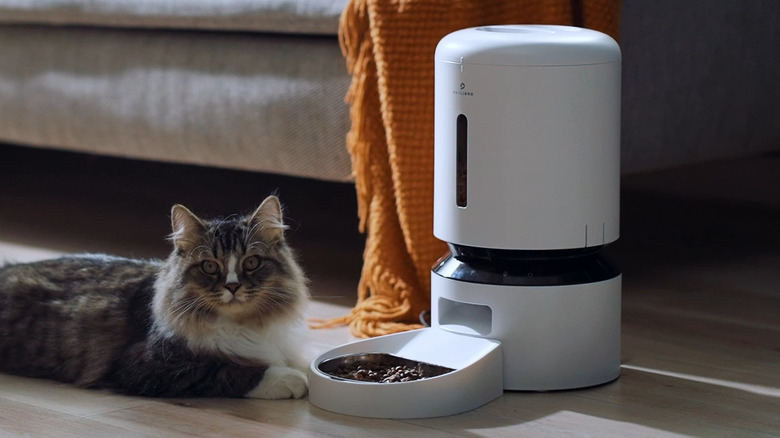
0, 196, 309, 398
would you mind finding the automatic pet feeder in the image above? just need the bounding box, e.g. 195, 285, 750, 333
309, 25, 622, 418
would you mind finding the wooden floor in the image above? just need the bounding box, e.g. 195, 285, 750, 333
1, 144, 779, 437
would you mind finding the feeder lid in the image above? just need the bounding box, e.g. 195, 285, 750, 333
435, 25, 620, 67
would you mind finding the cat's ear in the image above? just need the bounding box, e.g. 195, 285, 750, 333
170, 204, 206, 251
248, 196, 288, 241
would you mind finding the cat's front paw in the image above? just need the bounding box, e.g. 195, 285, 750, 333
246, 366, 308, 399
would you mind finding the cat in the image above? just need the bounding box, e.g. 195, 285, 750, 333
0, 195, 311, 399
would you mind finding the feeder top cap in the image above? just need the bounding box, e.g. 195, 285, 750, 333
435, 25, 620, 67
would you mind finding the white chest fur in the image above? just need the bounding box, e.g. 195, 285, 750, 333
187, 317, 308, 369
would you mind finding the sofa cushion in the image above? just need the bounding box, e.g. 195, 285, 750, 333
0, 24, 353, 181
0, 0, 347, 35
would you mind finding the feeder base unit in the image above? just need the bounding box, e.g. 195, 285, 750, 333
431, 251, 621, 391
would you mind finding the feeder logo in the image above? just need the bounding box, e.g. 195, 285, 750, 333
453, 82, 474, 96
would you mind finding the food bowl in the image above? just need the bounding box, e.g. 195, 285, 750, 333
308, 328, 502, 418
318, 353, 455, 383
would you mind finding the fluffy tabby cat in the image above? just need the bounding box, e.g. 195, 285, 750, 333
0, 196, 311, 399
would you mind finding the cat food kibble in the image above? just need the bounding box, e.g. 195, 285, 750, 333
329, 358, 453, 383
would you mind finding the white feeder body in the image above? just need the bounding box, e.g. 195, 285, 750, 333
434, 25, 621, 250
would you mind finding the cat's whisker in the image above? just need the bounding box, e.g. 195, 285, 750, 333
249, 289, 299, 314
167, 294, 214, 328
189, 245, 213, 261
167, 301, 196, 327
244, 224, 271, 250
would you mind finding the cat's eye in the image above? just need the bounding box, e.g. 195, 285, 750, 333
201, 260, 220, 275
242, 255, 262, 271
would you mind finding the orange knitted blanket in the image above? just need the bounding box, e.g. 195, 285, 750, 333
324, 0, 620, 338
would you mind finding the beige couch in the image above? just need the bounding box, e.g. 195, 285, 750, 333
0, 0, 354, 182
1, 0, 778, 180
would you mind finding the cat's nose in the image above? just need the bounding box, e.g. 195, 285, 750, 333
224, 282, 241, 294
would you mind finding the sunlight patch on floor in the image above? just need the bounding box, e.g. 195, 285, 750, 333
470, 410, 693, 438
622, 364, 780, 398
